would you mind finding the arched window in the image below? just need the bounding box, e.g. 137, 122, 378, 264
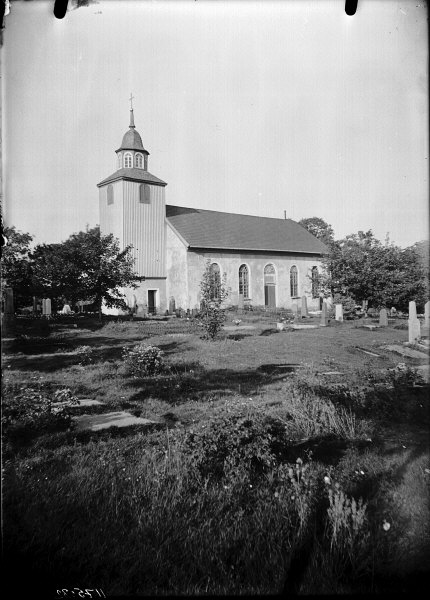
209, 263, 221, 300
139, 184, 151, 204
290, 266, 298, 297
124, 153, 132, 168
239, 264, 249, 298
117, 153, 122, 169
311, 266, 319, 298
107, 184, 114, 205
135, 153, 143, 168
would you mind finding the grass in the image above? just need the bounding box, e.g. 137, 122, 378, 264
2, 313, 430, 595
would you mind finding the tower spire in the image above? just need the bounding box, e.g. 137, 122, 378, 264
129, 92, 135, 128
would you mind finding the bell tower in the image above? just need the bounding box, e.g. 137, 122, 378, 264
97, 97, 168, 315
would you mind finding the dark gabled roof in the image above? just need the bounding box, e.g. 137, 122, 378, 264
97, 168, 167, 187
166, 205, 328, 254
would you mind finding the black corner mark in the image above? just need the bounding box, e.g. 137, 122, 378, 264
345, 0, 358, 16
54, 0, 69, 20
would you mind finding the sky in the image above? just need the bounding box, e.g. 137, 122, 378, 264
2, 0, 428, 248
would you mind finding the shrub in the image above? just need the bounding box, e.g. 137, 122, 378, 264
2, 386, 79, 446
197, 260, 230, 340
75, 345, 94, 365
185, 410, 276, 483
122, 343, 164, 377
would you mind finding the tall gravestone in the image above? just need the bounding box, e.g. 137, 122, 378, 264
42, 298, 51, 317
408, 300, 421, 343
238, 293, 244, 311
2, 287, 15, 336
379, 308, 388, 327
169, 297, 176, 315
292, 303, 298, 318
301, 296, 308, 318
320, 300, 328, 327
424, 301, 430, 332
335, 304, 343, 322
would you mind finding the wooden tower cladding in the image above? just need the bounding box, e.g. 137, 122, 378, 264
98, 105, 168, 281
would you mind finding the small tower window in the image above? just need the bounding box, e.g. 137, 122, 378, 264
290, 266, 298, 297
135, 153, 143, 169
117, 153, 122, 169
124, 153, 132, 168
107, 184, 114, 205
139, 184, 151, 204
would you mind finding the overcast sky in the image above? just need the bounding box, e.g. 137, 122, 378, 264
3, 0, 428, 247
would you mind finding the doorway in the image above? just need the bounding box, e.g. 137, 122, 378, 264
264, 264, 276, 308
148, 290, 157, 315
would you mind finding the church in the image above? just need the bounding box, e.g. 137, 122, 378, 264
98, 107, 327, 315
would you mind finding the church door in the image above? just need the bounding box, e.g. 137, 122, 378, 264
148, 290, 156, 315
264, 285, 276, 308
264, 264, 276, 308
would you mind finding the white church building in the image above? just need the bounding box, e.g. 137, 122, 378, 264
98, 109, 327, 315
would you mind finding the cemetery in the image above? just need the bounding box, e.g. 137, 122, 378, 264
2, 294, 429, 596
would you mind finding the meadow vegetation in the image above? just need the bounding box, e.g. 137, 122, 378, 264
2, 313, 429, 595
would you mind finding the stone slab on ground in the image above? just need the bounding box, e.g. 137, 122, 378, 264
321, 371, 344, 376
72, 411, 156, 432
383, 345, 429, 360
291, 324, 319, 330
356, 347, 380, 357
224, 325, 256, 331
53, 399, 104, 409
362, 325, 379, 331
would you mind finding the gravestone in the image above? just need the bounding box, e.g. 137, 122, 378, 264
320, 300, 328, 326
42, 298, 51, 317
2, 287, 15, 336
301, 296, 308, 318
169, 297, 176, 315
379, 308, 388, 327
424, 301, 430, 330
61, 304, 72, 315
292, 303, 298, 317
409, 300, 417, 320
335, 304, 343, 322
238, 294, 244, 311
408, 301, 421, 343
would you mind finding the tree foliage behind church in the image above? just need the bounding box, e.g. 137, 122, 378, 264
31, 226, 139, 315
1, 226, 34, 307
322, 230, 427, 311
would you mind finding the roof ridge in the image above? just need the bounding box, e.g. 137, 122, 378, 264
166, 204, 295, 222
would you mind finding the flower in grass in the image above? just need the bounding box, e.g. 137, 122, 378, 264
382, 520, 391, 531
324, 475, 331, 485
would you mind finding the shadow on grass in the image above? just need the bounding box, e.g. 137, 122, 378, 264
4, 339, 185, 372
126, 365, 276, 405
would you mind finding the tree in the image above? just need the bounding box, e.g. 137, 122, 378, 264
1, 226, 34, 308
298, 217, 335, 248
321, 230, 427, 311
197, 260, 230, 340
31, 226, 140, 319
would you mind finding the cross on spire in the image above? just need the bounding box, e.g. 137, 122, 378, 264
129, 93, 135, 128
